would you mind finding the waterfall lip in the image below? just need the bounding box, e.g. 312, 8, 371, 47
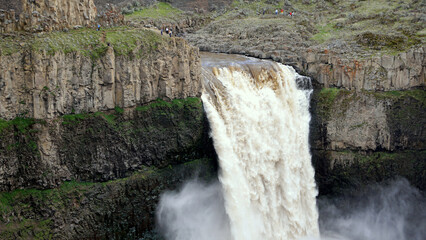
201, 51, 265, 69
201, 52, 313, 92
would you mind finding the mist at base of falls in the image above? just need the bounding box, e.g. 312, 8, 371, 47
156, 180, 232, 240
156, 178, 426, 240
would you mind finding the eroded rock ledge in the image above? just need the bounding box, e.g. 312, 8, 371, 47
0, 35, 201, 120
0, 98, 213, 192
0, 0, 97, 33
310, 88, 426, 194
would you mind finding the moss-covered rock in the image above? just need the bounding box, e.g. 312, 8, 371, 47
0, 98, 215, 191
310, 88, 425, 194
0, 158, 216, 239
313, 150, 426, 195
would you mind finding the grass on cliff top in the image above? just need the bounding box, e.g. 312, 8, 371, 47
209, 0, 423, 56
311, 23, 338, 43
308, 0, 424, 54
125, 2, 183, 21
0, 27, 162, 58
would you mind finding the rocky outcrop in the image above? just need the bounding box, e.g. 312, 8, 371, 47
0, 158, 216, 239
302, 48, 426, 91
311, 89, 425, 151
134, 14, 213, 35
0, 37, 201, 120
185, 16, 425, 91
0, 98, 213, 192
310, 89, 426, 194
189, 37, 425, 91
0, 0, 97, 33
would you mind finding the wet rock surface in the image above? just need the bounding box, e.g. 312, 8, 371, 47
0, 98, 212, 192
310, 88, 426, 194
0, 158, 216, 239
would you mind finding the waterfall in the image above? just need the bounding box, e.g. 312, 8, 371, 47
156, 55, 425, 240
201, 60, 319, 240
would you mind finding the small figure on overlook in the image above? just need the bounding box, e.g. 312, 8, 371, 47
97, 24, 101, 31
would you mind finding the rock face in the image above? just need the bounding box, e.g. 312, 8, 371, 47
0, 97, 209, 192
0, 37, 201, 120
0, 93, 216, 239
310, 89, 426, 194
134, 15, 212, 35
185, 17, 425, 91
0, 9, 211, 236
0, 0, 97, 33
302, 48, 426, 91
0, 159, 217, 239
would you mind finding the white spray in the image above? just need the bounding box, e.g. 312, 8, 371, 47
201, 61, 319, 240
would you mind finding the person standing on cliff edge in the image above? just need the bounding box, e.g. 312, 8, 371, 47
97, 24, 101, 31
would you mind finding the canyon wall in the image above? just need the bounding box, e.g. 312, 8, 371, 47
0, 36, 202, 190
0, 98, 216, 239
302, 47, 425, 91
0, 37, 200, 120
310, 89, 425, 194
185, 16, 425, 91
188, 36, 425, 91
0, 29, 215, 239
0, 0, 97, 32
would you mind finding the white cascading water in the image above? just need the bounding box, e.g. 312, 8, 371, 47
201, 60, 320, 240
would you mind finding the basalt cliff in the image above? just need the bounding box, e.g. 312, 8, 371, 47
0, 1, 214, 239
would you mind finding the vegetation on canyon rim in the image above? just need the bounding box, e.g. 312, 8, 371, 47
125, 2, 183, 20
182, 0, 424, 56
0, 27, 162, 58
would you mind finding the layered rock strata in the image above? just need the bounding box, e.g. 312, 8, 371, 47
302, 48, 425, 91
310, 89, 426, 194
134, 14, 212, 35
0, 0, 97, 33
0, 37, 201, 120
185, 18, 425, 91
0, 158, 216, 239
